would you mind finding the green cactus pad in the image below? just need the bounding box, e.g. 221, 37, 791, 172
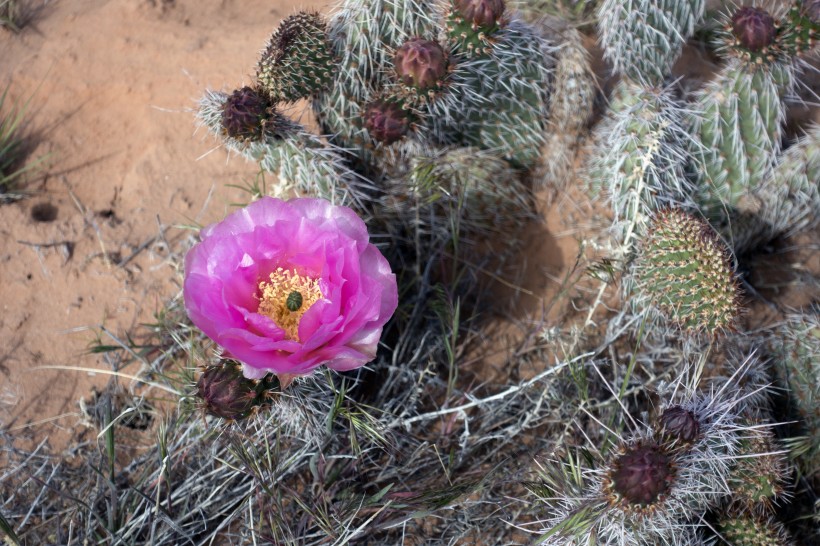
728, 426, 787, 511
257, 11, 335, 102
586, 82, 693, 253
409, 146, 531, 232
775, 4, 819, 58
598, 0, 705, 86
445, 0, 506, 57
717, 515, 791, 546
634, 209, 741, 334
771, 314, 820, 477
427, 17, 552, 169
538, 28, 595, 186
691, 57, 791, 221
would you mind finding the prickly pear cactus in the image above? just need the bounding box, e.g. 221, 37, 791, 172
427, 16, 554, 168
597, 0, 705, 86
687, 4, 817, 249
445, 0, 507, 57
728, 425, 788, 511
633, 208, 741, 334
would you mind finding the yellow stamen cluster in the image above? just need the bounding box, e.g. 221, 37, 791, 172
257, 267, 323, 341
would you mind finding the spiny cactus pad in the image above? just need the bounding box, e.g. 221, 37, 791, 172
586, 82, 692, 253
597, 0, 705, 86
257, 11, 335, 102
634, 209, 741, 334
717, 514, 791, 546
771, 314, 820, 477
728, 426, 788, 511
446, 0, 506, 57
604, 441, 675, 509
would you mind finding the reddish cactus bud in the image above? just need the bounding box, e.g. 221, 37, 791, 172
394, 38, 448, 91
731, 7, 777, 52
609, 443, 674, 506
363, 100, 411, 144
196, 362, 260, 420
454, 0, 505, 29
660, 406, 700, 444
221, 87, 272, 141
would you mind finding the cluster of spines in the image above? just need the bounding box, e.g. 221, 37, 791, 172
257, 11, 336, 102
633, 208, 741, 334
597, 0, 705, 86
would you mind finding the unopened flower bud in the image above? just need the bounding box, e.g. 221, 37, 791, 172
363, 100, 411, 144
660, 406, 700, 444
197, 362, 260, 420
454, 0, 505, 29
221, 87, 271, 141
731, 7, 777, 52
394, 38, 448, 91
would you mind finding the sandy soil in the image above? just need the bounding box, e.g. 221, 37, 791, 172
0, 0, 333, 450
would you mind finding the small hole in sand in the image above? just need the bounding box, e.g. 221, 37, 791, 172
31, 202, 58, 223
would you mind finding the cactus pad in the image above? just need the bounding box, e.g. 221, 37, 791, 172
257, 11, 335, 102
634, 209, 741, 334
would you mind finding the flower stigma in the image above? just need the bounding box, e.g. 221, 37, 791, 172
258, 267, 323, 341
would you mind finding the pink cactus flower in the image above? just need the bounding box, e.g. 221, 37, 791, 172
183, 197, 398, 383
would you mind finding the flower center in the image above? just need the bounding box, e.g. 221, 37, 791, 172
257, 267, 322, 341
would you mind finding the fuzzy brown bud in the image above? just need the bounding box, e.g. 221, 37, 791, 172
660, 406, 700, 444
363, 100, 411, 144
196, 363, 259, 420
394, 38, 448, 91
221, 87, 272, 141
610, 443, 674, 506
731, 7, 777, 52
454, 0, 505, 28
